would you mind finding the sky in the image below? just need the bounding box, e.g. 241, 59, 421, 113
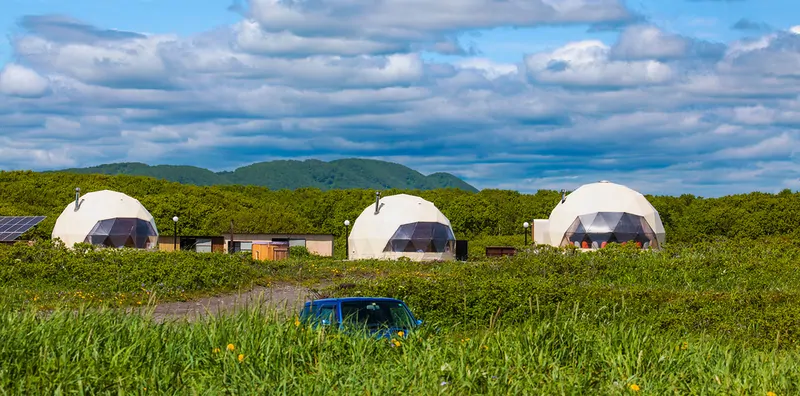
1, 0, 800, 197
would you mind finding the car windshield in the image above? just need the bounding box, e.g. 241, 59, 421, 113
340, 300, 415, 329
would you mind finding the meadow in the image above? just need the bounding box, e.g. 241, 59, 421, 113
1, 238, 799, 393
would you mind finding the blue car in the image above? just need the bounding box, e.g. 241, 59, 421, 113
298, 297, 423, 338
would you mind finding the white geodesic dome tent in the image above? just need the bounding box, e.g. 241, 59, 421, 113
532, 181, 665, 249
51, 189, 159, 249
347, 193, 456, 261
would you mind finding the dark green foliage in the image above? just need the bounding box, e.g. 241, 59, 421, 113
330, 240, 800, 348
3, 170, 800, 254
288, 245, 313, 258
3, 239, 800, 351
49, 158, 479, 192
0, 240, 271, 295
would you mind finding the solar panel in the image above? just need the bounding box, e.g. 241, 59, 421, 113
0, 216, 46, 242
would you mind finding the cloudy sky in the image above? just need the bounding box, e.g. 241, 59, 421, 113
1, 0, 799, 197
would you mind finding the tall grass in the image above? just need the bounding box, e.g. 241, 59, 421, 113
0, 300, 796, 394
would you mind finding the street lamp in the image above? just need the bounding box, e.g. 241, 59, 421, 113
172, 216, 179, 251
343, 219, 350, 259
523, 221, 530, 246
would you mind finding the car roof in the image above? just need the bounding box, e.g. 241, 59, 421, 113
306, 297, 405, 304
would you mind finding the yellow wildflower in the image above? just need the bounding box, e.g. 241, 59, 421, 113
630, 384, 640, 392
212, 348, 221, 354
294, 318, 301, 327
227, 343, 235, 351
767, 392, 777, 396
397, 331, 405, 337
238, 354, 245, 362
391, 338, 401, 347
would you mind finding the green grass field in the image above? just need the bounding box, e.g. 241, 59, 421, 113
1, 238, 799, 394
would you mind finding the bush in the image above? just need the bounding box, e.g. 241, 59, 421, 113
0, 240, 275, 306
288, 246, 313, 258
330, 239, 800, 348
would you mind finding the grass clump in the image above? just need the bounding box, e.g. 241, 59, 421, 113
0, 301, 797, 394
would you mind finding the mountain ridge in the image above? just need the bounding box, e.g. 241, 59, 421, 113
49, 158, 479, 192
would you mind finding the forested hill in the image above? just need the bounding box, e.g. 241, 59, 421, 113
2, 171, 799, 248
50, 159, 479, 192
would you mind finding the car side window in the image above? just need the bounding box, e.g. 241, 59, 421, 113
317, 304, 338, 325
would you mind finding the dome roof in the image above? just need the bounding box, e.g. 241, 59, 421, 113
52, 190, 159, 248
348, 194, 455, 260
546, 181, 665, 246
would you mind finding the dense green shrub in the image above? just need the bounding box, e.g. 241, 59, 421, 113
2, 171, 800, 259
0, 240, 272, 296
3, 237, 800, 348
330, 240, 800, 348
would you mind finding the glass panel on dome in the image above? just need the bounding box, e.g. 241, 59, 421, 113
383, 221, 456, 253
84, 217, 158, 249
560, 212, 659, 249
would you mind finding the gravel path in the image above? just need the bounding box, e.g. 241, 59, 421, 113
147, 282, 329, 323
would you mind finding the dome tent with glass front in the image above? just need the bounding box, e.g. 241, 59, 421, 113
347, 192, 456, 261
532, 181, 665, 250
51, 189, 159, 249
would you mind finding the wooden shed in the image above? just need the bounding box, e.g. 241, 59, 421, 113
485, 246, 517, 257
252, 241, 289, 261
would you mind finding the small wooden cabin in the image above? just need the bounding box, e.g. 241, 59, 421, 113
252, 241, 289, 261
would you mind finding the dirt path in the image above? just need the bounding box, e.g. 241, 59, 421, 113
147, 282, 329, 323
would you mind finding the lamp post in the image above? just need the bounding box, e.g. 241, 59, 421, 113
343, 219, 350, 260
172, 216, 179, 251
523, 221, 530, 246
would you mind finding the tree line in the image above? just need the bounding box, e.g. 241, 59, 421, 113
1, 170, 798, 245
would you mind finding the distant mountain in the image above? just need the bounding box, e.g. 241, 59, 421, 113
51, 158, 479, 192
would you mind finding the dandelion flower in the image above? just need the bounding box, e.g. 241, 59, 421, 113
630, 384, 640, 391
767, 392, 777, 396
294, 318, 301, 327
227, 343, 235, 351
397, 331, 405, 337
212, 348, 220, 354
238, 354, 244, 362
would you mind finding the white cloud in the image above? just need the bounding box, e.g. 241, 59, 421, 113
0, 63, 50, 97
14, 34, 172, 88
524, 40, 674, 87
612, 25, 688, 59
711, 133, 798, 160
232, 20, 406, 56
3, 4, 800, 197
247, 0, 632, 40
453, 58, 518, 79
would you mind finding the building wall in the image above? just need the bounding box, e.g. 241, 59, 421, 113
158, 236, 179, 252
533, 219, 550, 245
226, 234, 334, 257
158, 234, 334, 256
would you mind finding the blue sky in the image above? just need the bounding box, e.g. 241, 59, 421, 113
1, 0, 799, 197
